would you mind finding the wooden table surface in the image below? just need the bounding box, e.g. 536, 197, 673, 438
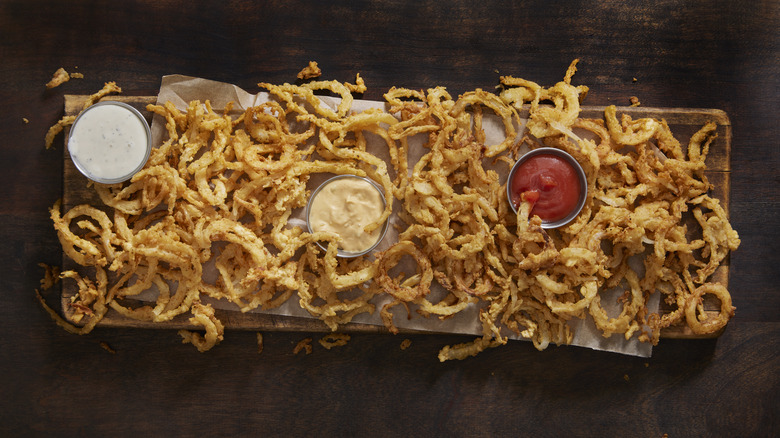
2, 1, 778, 436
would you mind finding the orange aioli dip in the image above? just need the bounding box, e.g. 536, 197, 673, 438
308, 177, 385, 253
509, 153, 582, 222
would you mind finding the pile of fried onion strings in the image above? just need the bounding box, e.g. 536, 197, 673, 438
38, 61, 739, 360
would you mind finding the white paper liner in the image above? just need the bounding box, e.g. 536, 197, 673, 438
141, 74, 656, 357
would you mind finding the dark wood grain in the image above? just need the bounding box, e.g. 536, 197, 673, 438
2, 1, 778, 436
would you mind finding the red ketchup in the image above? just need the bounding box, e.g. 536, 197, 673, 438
509, 153, 582, 223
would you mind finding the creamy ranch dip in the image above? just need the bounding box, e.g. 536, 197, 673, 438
68, 102, 150, 183
308, 176, 386, 254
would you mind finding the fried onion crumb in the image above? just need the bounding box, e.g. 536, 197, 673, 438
318, 333, 351, 350
46, 67, 84, 89
38, 263, 60, 290
100, 341, 116, 354
297, 61, 322, 80
294, 338, 313, 355
46, 68, 71, 88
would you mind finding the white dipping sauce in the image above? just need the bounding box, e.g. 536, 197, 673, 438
68, 102, 150, 183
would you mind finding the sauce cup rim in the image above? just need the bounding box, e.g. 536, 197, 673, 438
305, 174, 389, 258
506, 147, 588, 229
67, 100, 152, 185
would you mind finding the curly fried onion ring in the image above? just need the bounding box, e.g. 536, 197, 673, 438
684, 283, 735, 335
375, 241, 433, 302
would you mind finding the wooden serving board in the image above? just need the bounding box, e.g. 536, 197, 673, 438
60, 95, 732, 339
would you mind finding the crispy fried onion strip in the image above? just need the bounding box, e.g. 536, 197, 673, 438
178, 301, 225, 352
36, 267, 109, 335
375, 241, 434, 302
684, 283, 735, 335
45, 82, 123, 149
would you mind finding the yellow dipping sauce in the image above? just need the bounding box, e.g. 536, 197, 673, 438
308, 176, 385, 253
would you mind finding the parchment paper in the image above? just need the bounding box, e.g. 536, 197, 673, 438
148, 74, 657, 357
